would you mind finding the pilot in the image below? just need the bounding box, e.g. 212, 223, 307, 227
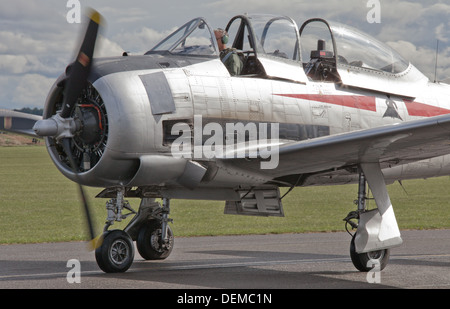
214, 28, 243, 76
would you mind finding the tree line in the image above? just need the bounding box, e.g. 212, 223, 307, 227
13, 107, 43, 116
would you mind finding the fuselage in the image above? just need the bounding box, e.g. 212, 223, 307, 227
40, 15, 450, 199
42, 53, 450, 191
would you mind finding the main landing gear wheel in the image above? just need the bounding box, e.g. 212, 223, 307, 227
350, 235, 390, 272
95, 230, 134, 273
344, 169, 393, 272
137, 220, 174, 260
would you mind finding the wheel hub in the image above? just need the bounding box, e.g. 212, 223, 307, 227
367, 249, 385, 261
110, 239, 130, 265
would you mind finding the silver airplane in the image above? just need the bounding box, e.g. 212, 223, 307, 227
32, 10, 450, 273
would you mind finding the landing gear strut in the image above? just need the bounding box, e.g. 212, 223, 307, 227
94, 188, 174, 273
343, 170, 390, 272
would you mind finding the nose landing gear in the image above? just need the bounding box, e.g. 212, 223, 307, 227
94, 188, 174, 273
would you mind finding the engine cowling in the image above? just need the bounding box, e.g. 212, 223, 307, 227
40, 74, 142, 187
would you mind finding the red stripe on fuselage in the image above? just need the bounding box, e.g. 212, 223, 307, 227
274, 94, 377, 112
403, 100, 450, 117
275, 94, 450, 118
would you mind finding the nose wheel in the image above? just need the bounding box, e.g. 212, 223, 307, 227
95, 230, 134, 273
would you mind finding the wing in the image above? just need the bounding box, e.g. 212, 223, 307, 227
217, 113, 450, 180
0, 109, 42, 137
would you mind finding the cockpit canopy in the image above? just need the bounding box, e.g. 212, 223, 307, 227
148, 14, 302, 61
299, 18, 428, 97
148, 14, 307, 82
225, 14, 301, 61
299, 18, 409, 74
147, 14, 428, 97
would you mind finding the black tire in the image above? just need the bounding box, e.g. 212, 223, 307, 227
95, 230, 134, 273
350, 235, 390, 272
137, 220, 174, 260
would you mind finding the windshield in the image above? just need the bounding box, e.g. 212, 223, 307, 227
147, 18, 218, 56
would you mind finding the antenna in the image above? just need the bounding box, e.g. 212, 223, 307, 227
434, 39, 439, 83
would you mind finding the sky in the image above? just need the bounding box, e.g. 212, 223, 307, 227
0, 0, 449, 110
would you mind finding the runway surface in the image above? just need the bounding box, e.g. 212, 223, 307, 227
1, 229, 450, 289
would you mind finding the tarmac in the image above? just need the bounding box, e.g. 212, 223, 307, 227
1, 229, 450, 290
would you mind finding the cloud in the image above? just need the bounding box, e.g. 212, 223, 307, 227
0, 74, 54, 109
12, 74, 55, 108
112, 26, 178, 54
0, 31, 47, 54
0, 1, 59, 22
207, 0, 370, 25
377, 1, 450, 44
0, 55, 29, 74
0, 0, 449, 110
0, 30, 72, 78
435, 23, 447, 43
94, 35, 125, 58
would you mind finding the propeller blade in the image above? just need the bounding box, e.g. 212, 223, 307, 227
61, 138, 101, 250
60, 9, 102, 119
57, 10, 103, 250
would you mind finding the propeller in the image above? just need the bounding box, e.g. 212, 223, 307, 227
65, 9, 103, 250
33, 9, 104, 250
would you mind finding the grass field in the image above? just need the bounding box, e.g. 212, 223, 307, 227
1, 145, 450, 244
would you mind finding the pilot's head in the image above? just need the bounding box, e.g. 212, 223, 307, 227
214, 28, 228, 51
